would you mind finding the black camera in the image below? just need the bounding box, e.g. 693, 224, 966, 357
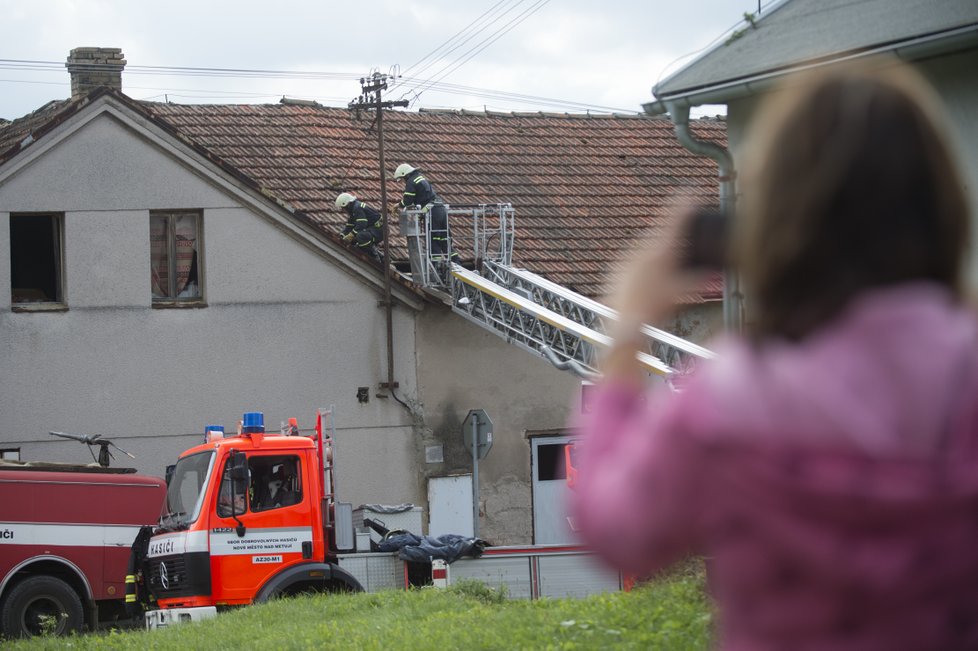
680, 206, 729, 271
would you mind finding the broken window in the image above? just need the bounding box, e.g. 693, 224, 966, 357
150, 211, 202, 302
10, 213, 64, 305
536, 443, 568, 481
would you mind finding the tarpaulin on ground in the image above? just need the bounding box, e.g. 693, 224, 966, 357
376, 533, 488, 563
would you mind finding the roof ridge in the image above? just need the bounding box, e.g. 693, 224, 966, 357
416, 107, 658, 120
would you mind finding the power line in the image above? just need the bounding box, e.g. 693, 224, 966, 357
0, 47, 641, 116
396, 0, 513, 81
654, 0, 782, 86
396, 77, 638, 113
0, 59, 364, 81
401, 0, 550, 105
389, 0, 528, 95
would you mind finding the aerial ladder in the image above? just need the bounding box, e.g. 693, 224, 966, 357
397, 204, 715, 381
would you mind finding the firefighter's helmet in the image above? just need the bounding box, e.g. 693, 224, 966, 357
335, 192, 356, 210
393, 163, 416, 180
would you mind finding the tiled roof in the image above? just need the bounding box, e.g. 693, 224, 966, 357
0, 99, 73, 159
145, 102, 725, 301
1, 93, 726, 302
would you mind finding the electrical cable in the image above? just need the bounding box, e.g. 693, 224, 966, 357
654, 0, 782, 87
1, 38, 642, 116
399, 0, 550, 105
394, 0, 514, 81
395, 77, 638, 114
388, 0, 527, 95
0, 58, 363, 81
0, 70, 633, 115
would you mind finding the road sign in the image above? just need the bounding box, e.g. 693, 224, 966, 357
462, 409, 493, 460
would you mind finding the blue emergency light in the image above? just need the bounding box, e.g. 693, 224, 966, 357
242, 412, 265, 434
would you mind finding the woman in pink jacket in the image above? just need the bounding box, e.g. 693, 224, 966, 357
573, 61, 978, 650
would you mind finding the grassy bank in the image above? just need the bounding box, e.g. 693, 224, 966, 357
9, 568, 711, 650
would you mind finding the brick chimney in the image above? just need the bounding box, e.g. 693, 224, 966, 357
65, 47, 126, 100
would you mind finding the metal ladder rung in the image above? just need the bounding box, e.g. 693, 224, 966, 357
451, 266, 672, 376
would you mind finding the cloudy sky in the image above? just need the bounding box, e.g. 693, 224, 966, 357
0, 0, 768, 121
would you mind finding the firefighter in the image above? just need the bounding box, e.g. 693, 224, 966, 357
393, 163, 459, 263
335, 192, 384, 264
258, 464, 299, 509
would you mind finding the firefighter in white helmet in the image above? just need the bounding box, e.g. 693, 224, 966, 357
393, 164, 458, 263
335, 192, 384, 265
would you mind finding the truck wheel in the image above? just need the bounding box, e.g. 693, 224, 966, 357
0, 576, 84, 638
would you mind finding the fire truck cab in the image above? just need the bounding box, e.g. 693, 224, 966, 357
141, 410, 361, 625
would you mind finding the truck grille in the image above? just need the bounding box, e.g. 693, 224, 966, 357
144, 553, 211, 599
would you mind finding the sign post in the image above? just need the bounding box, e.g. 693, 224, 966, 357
462, 409, 493, 537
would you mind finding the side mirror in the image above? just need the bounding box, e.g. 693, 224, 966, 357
228, 450, 249, 536
165, 464, 176, 486
230, 449, 249, 481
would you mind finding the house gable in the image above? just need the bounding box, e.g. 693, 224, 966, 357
0, 95, 424, 495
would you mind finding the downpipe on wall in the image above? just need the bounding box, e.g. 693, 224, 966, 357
664, 102, 743, 333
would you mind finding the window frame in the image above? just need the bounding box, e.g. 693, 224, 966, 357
150, 210, 205, 308
0, 448, 21, 461
9, 212, 66, 312
249, 454, 303, 513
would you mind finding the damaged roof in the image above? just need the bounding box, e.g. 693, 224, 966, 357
0, 93, 725, 301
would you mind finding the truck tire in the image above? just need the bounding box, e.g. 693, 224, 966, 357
1, 576, 84, 638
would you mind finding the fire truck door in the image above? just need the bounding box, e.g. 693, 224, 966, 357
209, 454, 314, 602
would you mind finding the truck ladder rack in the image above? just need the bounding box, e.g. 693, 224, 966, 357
451, 265, 672, 377
399, 203, 714, 379
480, 260, 715, 375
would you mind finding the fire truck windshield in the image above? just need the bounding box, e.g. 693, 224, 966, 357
161, 451, 215, 529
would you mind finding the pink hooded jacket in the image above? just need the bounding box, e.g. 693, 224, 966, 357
573, 283, 978, 650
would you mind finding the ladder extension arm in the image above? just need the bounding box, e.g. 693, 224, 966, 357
451, 265, 672, 377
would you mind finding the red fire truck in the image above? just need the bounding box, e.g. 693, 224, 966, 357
0, 464, 166, 638
3, 409, 617, 637
138, 409, 363, 627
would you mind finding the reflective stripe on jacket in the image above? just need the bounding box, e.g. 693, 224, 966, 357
341, 200, 384, 237
400, 171, 439, 208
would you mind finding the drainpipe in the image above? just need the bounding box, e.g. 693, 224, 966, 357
664, 102, 742, 333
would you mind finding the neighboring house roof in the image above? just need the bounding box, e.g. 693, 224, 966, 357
0, 99, 72, 155
0, 92, 726, 302
650, 0, 978, 111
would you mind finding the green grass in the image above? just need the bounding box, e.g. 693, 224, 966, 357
9, 567, 712, 650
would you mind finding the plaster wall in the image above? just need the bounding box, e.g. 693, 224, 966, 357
669, 302, 724, 345
414, 304, 580, 545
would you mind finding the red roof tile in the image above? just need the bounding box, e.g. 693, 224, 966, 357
1, 93, 726, 302
144, 102, 725, 301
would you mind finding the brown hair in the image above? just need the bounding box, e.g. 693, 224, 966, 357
736, 60, 970, 341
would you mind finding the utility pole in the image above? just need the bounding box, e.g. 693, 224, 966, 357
350, 73, 408, 396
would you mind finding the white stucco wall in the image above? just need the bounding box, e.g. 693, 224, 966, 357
0, 111, 421, 507
415, 304, 581, 545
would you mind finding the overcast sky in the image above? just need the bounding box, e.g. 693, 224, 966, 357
0, 0, 767, 121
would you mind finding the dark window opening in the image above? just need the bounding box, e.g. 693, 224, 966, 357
10, 214, 62, 304
536, 443, 567, 481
